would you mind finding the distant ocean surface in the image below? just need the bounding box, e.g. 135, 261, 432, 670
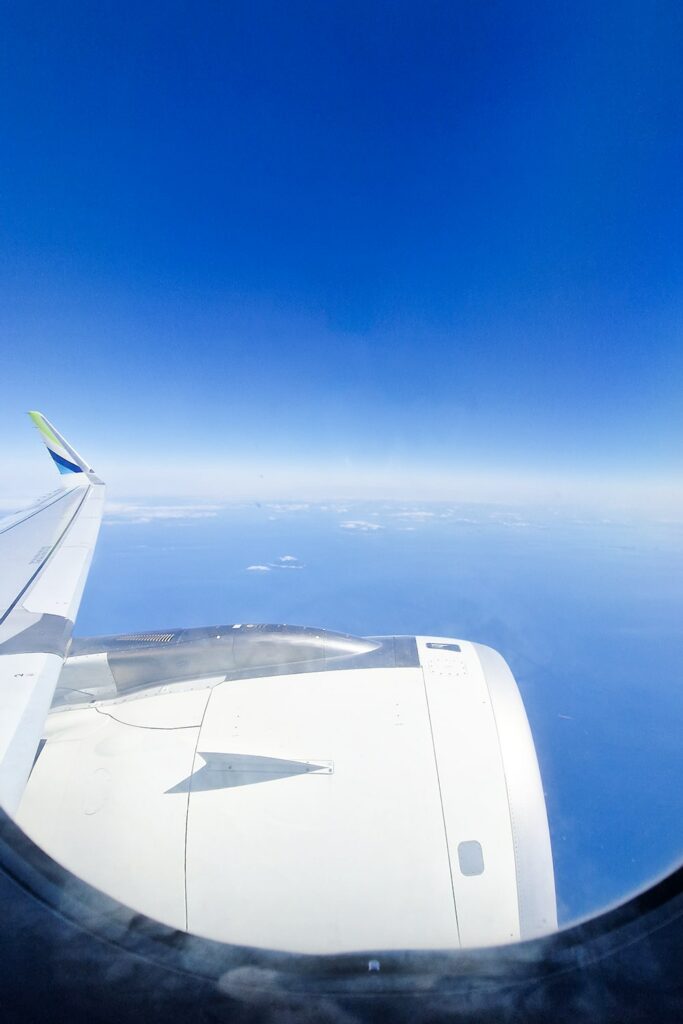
75, 500, 683, 928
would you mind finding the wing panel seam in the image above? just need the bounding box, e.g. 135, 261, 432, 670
420, 667, 462, 947
0, 487, 91, 627
93, 707, 200, 732
183, 686, 214, 932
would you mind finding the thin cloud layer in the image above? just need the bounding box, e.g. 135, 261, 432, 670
340, 520, 385, 532
390, 510, 436, 520
245, 555, 304, 572
104, 503, 222, 525
266, 503, 311, 512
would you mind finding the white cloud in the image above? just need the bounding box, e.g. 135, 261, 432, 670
489, 511, 536, 528
246, 555, 305, 572
390, 510, 436, 520
266, 503, 311, 512
340, 520, 385, 532
104, 502, 221, 525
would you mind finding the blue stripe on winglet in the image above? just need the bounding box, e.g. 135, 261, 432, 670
49, 450, 83, 473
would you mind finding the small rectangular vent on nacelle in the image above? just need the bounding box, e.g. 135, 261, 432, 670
118, 633, 175, 643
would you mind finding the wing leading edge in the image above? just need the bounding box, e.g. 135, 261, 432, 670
0, 413, 104, 814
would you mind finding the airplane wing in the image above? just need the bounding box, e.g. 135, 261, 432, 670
0, 413, 104, 814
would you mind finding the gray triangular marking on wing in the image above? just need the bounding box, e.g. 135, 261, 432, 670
166, 751, 333, 793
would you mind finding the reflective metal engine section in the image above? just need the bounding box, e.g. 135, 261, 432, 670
17, 623, 556, 953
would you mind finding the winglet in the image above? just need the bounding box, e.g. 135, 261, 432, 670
28, 411, 99, 480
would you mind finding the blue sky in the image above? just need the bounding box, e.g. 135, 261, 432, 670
1, 2, 683, 505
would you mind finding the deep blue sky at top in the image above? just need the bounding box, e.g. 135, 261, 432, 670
1, 2, 682, 496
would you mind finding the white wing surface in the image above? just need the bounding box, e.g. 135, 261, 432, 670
0, 413, 104, 814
